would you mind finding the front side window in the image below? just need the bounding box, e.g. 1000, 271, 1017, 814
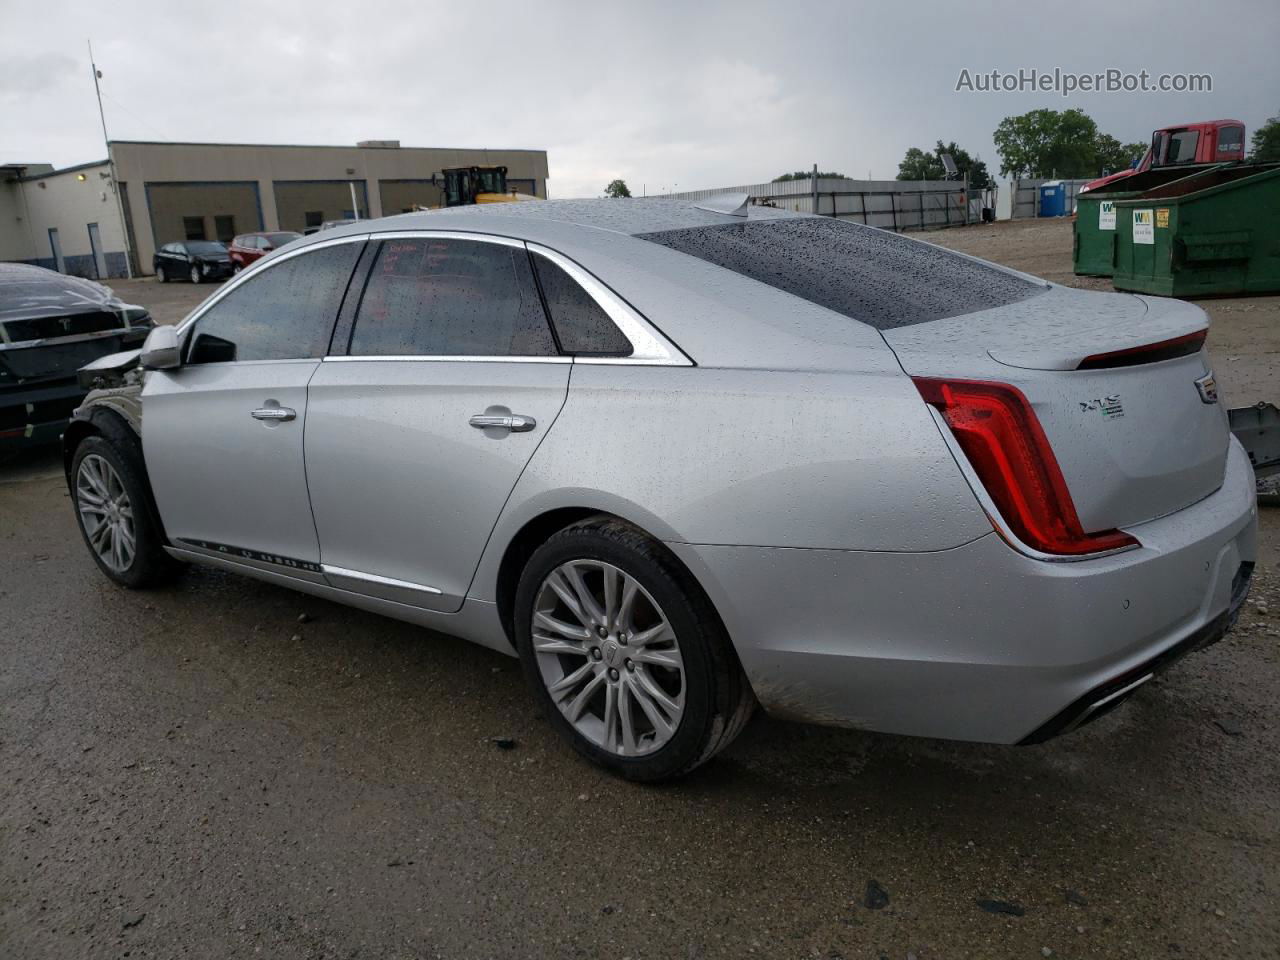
531, 253, 632, 355
187, 242, 361, 364
349, 238, 556, 357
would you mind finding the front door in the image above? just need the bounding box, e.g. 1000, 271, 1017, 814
87, 223, 106, 278
48, 228, 65, 273
304, 234, 569, 611
143, 238, 365, 580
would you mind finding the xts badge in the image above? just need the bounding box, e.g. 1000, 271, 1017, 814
1079, 395, 1124, 419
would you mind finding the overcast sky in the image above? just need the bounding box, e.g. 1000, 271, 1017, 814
3, 0, 1278, 197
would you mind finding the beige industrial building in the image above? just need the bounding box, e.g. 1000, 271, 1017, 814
1, 140, 550, 278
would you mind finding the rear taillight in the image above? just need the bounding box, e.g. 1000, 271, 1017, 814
914, 377, 1139, 557
1077, 330, 1206, 370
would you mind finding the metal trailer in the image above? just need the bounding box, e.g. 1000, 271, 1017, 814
1073, 165, 1221, 277
1111, 163, 1280, 297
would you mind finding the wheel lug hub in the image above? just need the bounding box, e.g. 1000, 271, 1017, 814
596, 625, 608, 639
618, 632, 627, 645
608, 668, 619, 681
625, 659, 634, 672
591, 647, 602, 661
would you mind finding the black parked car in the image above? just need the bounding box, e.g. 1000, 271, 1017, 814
153, 241, 233, 284
0, 263, 152, 447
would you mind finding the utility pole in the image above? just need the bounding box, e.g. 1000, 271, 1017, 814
89, 40, 134, 279
812, 163, 819, 216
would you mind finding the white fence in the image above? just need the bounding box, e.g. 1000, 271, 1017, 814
661, 178, 984, 231
1010, 178, 1092, 219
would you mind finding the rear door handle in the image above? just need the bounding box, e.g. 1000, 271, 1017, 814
251, 406, 296, 422
469, 413, 536, 432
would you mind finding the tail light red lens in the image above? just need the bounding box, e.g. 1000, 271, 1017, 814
914, 377, 1139, 557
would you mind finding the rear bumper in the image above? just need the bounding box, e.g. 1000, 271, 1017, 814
669, 437, 1258, 744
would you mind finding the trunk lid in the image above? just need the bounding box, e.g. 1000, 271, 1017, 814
883, 285, 1229, 532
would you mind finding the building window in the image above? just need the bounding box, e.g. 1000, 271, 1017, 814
305, 211, 323, 228
214, 215, 236, 242
183, 216, 207, 241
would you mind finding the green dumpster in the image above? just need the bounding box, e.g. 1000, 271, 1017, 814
1073, 166, 1220, 277
1112, 163, 1280, 297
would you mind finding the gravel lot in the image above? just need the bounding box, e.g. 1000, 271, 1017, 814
2, 221, 1278, 959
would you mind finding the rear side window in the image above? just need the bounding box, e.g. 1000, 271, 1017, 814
638, 218, 1042, 330
349, 238, 556, 357
531, 253, 632, 355
1217, 126, 1244, 154
187, 242, 360, 364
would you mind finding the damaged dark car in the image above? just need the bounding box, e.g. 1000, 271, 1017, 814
0, 263, 152, 446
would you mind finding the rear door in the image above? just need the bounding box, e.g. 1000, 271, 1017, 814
143, 237, 365, 580
304, 232, 569, 612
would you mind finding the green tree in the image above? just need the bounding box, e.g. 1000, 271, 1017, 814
992, 108, 1100, 178
603, 179, 632, 198
772, 170, 848, 182
1093, 134, 1147, 175
1250, 111, 1280, 161
896, 140, 991, 188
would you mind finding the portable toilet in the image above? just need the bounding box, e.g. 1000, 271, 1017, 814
1038, 181, 1067, 217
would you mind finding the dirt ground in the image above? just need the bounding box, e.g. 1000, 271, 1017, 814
2, 220, 1278, 959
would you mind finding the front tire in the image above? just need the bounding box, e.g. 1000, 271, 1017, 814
155, 265, 167, 283
189, 264, 202, 284
515, 517, 754, 781
71, 435, 180, 589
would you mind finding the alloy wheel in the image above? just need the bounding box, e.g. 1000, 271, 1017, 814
76, 454, 136, 573
190, 265, 201, 283
532, 560, 685, 757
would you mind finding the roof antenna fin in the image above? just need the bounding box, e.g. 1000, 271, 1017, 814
693, 192, 749, 217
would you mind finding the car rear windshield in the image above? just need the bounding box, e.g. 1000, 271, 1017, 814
638, 217, 1044, 330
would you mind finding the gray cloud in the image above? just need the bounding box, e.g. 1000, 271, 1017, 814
4, 0, 1278, 197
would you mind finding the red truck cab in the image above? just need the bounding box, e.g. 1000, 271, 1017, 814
1080, 119, 1246, 194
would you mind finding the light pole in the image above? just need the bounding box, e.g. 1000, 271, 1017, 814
88, 40, 134, 279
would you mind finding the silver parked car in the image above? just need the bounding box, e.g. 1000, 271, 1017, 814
64, 198, 1257, 781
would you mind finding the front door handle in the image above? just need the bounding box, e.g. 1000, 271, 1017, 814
251, 406, 296, 422
469, 413, 536, 432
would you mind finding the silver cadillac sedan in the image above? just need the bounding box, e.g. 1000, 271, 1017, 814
64, 197, 1257, 781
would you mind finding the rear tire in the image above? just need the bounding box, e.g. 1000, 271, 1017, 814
514, 517, 754, 782
71, 434, 181, 589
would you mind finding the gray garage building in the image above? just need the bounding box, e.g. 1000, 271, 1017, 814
1, 140, 549, 278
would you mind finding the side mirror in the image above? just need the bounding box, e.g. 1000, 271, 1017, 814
140, 325, 182, 371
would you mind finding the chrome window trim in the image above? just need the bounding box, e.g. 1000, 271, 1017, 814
176, 233, 372, 335
369, 229, 526, 249
174, 228, 691, 368
925, 406, 1140, 564
525, 241, 691, 367
322, 563, 443, 595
